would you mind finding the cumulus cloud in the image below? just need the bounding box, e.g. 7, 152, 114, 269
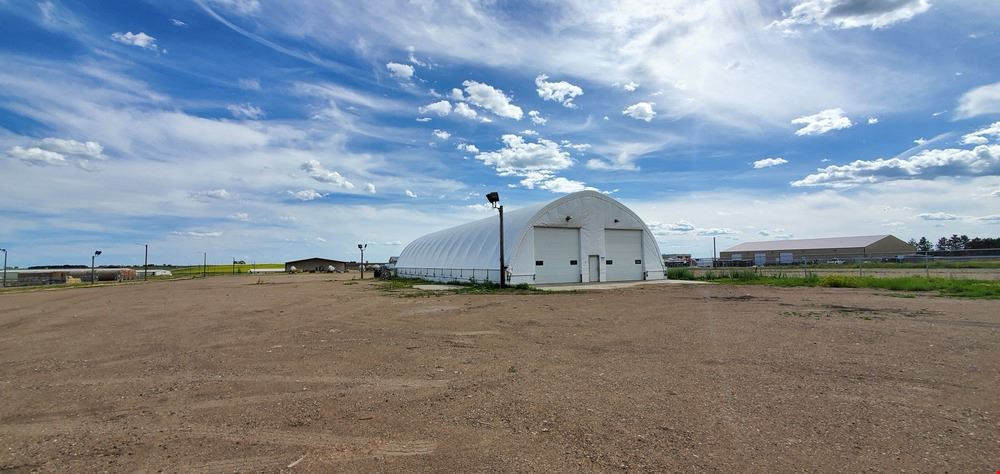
36, 138, 107, 160
521, 129, 538, 136
418, 100, 451, 117
386, 62, 414, 80
227, 103, 265, 120
462, 80, 522, 120
475, 134, 572, 175
406, 45, 426, 67
961, 122, 1000, 145
622, 102, 656, 122
917, 212, 959, 221
791, 108, 853, 136
190, 189, 232, 200
868, 117, 879, 124
405, 189, 417, 198
365, 182, 376, 193
300, 160, 354, 189
535, 74, 584, 108
534, 176, 590, 193
432, 129, 451, 140
110, 31, 160, 51
287, 189, 325, 201
415, 117, 432, 122
622, 81, 639, 92
753, 157, 789, 169
648, 220, 738, 237
771, 0, 932, 31
456, 143, 479, 153
453, 102, 478, 120
528, 110, 547, 125
230, 212, 250, 221
697, 228, 739, 236
956, 82, 1000, 119
792, 144, 1000, 187
5, 146, 67, 166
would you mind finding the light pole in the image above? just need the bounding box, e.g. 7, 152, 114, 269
1, 248, 7, 288
91, 250, 102, 284
358, 243, 367, 279
486, 192, 505, 288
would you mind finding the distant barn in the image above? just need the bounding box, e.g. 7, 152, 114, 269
284, 257, 348, 273
719, 235, 916, 265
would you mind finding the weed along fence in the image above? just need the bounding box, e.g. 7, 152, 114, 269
395, 267, 512, 283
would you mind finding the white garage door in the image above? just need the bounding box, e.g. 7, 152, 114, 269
533, 227, 581, 284
605, 229, 643, 281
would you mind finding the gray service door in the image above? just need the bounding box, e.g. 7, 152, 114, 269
604, 229, 643, 281
533, 227, 581, 283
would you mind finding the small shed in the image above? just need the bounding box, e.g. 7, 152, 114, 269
285, 258, 348, 273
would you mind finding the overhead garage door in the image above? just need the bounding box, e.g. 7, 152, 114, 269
533, 227, 581, 284
605, 229, 643, 281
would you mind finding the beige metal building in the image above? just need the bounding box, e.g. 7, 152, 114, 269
284, 257, 348, 273
719, 235, 915, 265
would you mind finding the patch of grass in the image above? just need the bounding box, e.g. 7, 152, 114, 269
698, 271, 1000, 299
667, 267, 695, 280
342, 281, 358, 285
171, 263, 284, 276
378, 277, 544, 295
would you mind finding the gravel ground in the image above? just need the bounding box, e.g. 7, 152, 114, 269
0, 274, 997, 472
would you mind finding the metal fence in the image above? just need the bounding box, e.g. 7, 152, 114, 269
396, 267, 504, 283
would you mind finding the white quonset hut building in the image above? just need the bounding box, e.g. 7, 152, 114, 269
396, 190, 666, 285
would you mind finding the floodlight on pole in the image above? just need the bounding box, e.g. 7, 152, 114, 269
486, 192, 505, 288
1, 248, 7, 289
358, 243, 367, 279
91, 250, 102, 284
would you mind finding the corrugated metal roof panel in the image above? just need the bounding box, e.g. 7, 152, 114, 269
721, 235, 892, 252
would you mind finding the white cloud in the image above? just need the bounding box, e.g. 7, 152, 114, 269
753, 157, 788, 169
418, 100, 451, 117
917, 212, 960, 221
771, 0, 931, 31
405, 189, 417, 198
170, 231, 223, 238
170, 19, 187, 27
287, 189, 326, 201
300, 160, 354, 189
622, 81, 639, 92
456, 143, 479, 153
913, 137, 929, 146
386, 62, 414, 80
365, 182, 376, 194
237, 78, 261, 90
961, 122, 1000, 146
622, 102, 656, 122
226, 103, 265, 120
432, 129, 451, 140
791, 108, 853, 136
697, 228, 739, 236
648, 220, 698, 235
453, 102, 478, 120
528, 110, 547, 125
190, 189, 232, 201
230, 212, 250, 221
521, 129, 538, 136
536, 176, 590, 193
415, 117, 432, 122
792, 144, 1000, 187
406, 46, 426, 67
6, 146, 67, 166
868, 117, 879, 124
475, 134, 572, 175
978, 215, 1000, 222
205, 0, 260, 15
450, 88, 465, 101
535, 74, 584, 108
956, 82, 1000, 119
462, 80, 522, 120
36, 138, 107, 160
110, 31, 160, 51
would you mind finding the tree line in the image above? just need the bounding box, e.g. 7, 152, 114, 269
908, 235, 1000, 251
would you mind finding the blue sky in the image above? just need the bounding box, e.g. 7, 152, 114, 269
1, 0, 999, 266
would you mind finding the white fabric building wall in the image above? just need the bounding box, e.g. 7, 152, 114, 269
396, 191, 666, 284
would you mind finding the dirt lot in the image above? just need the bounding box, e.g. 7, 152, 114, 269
1, 274, 997, 472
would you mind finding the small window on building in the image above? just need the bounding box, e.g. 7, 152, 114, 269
606, 260, 614, 265
535, 260, 544, 266
569, 260, 578, 265
635, 259, 642, 264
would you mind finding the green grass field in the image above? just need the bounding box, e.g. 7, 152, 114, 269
667, 268, 1000, 299
169, 263, 285, 276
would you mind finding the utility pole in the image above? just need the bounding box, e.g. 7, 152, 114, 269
486, 192, 505, 288
358, 243, 367, 279
144, 244, 148, 281
1, 248, 7, 288
203, 252, 207, 278
713, 237, 717, 268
